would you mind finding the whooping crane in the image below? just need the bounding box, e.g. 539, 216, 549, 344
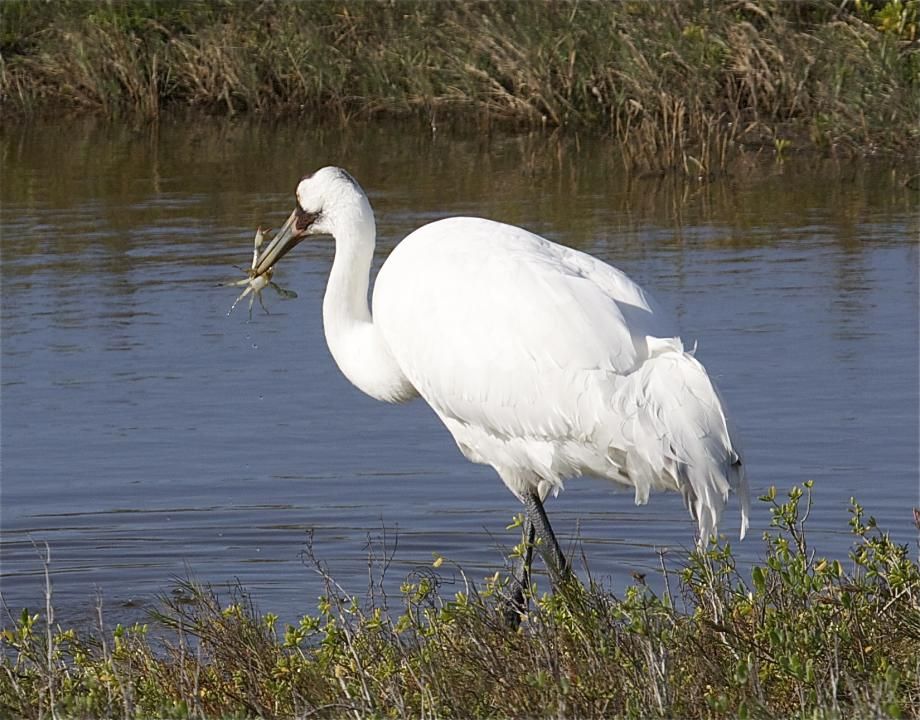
253, 166, 749, 604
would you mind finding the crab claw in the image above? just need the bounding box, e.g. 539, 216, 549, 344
252, 226, 271, 269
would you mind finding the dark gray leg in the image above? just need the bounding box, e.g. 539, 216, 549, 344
501, 488, 570, 628
503, 516, 535, 627
514, 516, 536, 594
522, 487, 569, 585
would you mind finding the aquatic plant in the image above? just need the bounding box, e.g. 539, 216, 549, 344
2, 483, 919, 718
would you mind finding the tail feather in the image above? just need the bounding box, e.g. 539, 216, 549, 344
607, 337, 749, 545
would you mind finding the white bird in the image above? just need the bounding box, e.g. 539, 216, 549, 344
254, 166, 749, 598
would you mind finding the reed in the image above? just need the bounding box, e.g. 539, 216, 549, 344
2, 1, 918, 172
2, 485, 919, 719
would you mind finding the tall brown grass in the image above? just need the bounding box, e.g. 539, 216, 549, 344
2, 1, 918, 172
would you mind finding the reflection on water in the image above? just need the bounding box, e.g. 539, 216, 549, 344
1, 117, 918, 626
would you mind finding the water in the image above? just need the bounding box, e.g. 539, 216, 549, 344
1, 118, 917, 627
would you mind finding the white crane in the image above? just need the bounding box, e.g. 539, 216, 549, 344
252, 166, 749, 601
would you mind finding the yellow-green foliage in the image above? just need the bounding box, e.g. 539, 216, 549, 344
2, 484, 919, 719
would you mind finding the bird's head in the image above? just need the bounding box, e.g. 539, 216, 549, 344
254, 166, 372, 275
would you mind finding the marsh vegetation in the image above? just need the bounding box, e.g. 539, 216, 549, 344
3, 486, 919, 718
2, 0, 919, 173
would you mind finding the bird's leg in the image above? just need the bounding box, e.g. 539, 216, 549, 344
522, 487, 569, 586
503, 516, 535, 628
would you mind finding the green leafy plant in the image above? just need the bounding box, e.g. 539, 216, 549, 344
2, 484, 918, 718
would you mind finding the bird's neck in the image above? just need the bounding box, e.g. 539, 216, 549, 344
322, 221, 414, 403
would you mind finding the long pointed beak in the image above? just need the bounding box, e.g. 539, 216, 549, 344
254, 208, 304, 275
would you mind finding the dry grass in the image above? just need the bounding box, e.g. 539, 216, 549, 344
1, 1, 918, 173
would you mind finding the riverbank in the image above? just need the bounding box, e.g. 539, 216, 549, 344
3, 486, 919, 718
2, 1, 918, 172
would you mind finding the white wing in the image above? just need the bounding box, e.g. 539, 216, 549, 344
373, 217, 747, 541
375, 218, 662, 430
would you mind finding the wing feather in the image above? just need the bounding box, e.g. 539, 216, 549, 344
373, 217, 667, 443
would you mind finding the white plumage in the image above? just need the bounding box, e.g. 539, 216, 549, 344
255, 166, 749, 576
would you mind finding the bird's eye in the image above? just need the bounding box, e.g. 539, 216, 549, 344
295, 208, 319, 231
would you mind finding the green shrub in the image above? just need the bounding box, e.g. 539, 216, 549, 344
3, 483, 918, 718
